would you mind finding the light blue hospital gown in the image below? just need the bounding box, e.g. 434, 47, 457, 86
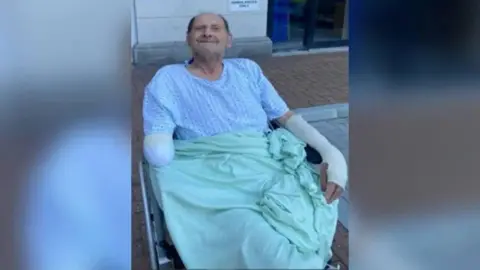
143, 58, 290, 139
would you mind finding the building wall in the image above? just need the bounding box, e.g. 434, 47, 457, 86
131, 1, 137, 48
134, 0, 269, 44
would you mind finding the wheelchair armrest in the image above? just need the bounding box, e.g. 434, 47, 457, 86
304, 145, 323, 164
268, 121, 323, 165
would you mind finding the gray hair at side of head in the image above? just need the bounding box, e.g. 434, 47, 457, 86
186, 12, 231, 34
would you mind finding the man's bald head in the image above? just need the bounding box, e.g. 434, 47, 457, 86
187, 13, 231, 34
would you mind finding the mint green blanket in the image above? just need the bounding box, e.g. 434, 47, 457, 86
150, 128, 338, 269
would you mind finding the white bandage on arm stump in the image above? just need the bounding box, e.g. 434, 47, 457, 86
285, 114, 348, 188
143, 133, 175, 167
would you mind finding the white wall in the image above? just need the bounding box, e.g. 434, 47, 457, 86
134, 0, 268, 43
131, 1, 137, 48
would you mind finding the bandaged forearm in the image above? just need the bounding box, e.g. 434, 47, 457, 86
143, 133, 175, 167
285, 114, 348, 188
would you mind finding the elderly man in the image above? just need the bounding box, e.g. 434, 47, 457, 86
143, 12, 347, 269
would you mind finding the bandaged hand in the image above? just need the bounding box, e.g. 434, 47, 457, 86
143, 133, 175, 167
319, 163, 343, 204
284, 114, 348, 201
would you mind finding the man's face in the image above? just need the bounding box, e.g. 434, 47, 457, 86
187, 13, 232, 57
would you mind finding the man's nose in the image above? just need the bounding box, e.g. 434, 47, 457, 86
202, 27, 213, 37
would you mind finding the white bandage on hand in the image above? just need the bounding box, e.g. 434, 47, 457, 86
143, 133, 175, 167
285, 114, 348, 189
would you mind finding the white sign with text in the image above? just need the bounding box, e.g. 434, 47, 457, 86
229, 0, 260, 12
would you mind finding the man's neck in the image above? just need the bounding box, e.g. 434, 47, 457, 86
190, 55, 223, 76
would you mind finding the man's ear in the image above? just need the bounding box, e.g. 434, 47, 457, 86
226, 34, 233, 48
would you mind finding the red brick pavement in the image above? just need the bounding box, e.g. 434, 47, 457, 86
132, 52, 349, 269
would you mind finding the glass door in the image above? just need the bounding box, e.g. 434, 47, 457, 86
267, 0, 348, 50
306, 0, 348, 48
267, 0, 309, 50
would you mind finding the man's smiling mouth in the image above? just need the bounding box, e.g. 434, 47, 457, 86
197, 40, 218, 44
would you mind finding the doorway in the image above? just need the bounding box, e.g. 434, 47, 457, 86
267, 0, 348, 51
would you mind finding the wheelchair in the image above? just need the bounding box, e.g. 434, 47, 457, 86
138, 120, 327, 270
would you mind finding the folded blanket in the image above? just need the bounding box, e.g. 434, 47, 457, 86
150, 128, 338, 269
